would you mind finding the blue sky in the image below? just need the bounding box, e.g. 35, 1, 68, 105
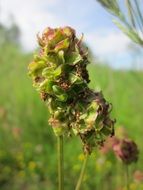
1, 0, 143, 69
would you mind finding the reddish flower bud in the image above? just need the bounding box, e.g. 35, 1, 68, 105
113, 139, 139, 165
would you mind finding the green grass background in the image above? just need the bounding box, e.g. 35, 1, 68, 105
0, 44, 143, 190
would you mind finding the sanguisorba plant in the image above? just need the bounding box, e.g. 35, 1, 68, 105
28, 26, 115, 190
113, 138, 139, 190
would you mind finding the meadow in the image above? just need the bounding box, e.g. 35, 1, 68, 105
0, 43, 143, 190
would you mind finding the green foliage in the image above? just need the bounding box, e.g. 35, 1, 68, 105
97, 0, 143, 46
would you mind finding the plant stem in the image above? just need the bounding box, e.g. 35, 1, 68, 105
75, 154, 88, 190
57, 135, 64, 190
125, 164, 130, 190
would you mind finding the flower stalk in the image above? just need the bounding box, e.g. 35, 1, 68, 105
125, 164, 130, 190
75, 154, 88, 190
58, 135, 64, 190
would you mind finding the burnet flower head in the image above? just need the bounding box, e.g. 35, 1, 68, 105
113, 139, 139, 165
28, 26, 115, 154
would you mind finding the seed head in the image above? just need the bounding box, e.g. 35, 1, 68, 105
113, 139, 139, 165
28, 26, 115, 154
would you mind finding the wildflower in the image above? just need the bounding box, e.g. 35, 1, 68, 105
28, 26, 115, 154
113, 139, 139, 165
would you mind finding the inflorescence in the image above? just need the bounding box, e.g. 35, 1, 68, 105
28, 26, 115, 154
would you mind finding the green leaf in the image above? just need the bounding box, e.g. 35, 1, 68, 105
94, 115, 103, 130
61, 63, 72, 73
53, 65, 62, 77
100, 127, 111, 136
66, 52, 82, 65
28, 61, 47, 76
52, 85, 68, 102
39, 79, 54, 93
55, 38, 70, 51
42, 67, 54, 78
69, 73, 82, 84
56, 94, 68, 102
48, 98, 58, 113
80, 129, 95, 146
85, 101, 99, 126
52, 85, 65, 94
80, 113, 87, 120
54, 110, 67, 122
87, 101, 98, 113
34, 54, 47, 62
58, 50, 65, 64
42, 65, 62, 79
47, 52, 60, 65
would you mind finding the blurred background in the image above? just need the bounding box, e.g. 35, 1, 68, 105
0, 0, 143, 189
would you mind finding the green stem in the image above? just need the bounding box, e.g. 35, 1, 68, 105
57, 135, 64, 190
125, 164, 130, 190
75, 154, 88, 190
